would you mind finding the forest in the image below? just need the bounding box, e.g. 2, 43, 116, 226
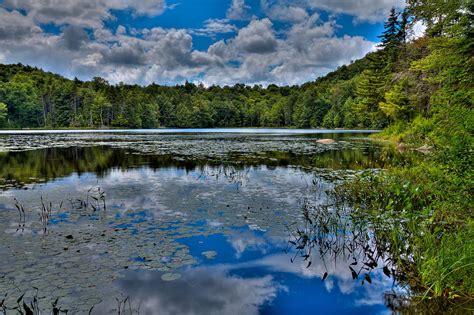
0, 4, 433, 130
0, 58, 376, 129
0, 3, 471, 134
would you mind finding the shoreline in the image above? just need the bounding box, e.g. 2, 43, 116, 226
0, 128, 382, 135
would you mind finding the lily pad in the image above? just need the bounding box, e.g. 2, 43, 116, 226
161, 272, 182, 281
201, 251, 217, 259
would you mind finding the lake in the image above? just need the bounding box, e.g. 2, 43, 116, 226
0, 129, 418, 314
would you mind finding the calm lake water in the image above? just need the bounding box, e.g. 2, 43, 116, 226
0, 129, 412, 314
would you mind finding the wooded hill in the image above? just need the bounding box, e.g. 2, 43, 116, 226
0, 1, 472, 136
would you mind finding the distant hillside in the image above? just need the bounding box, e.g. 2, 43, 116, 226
0, 47, 382, 130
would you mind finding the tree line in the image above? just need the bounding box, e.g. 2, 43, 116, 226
0, 1, 471, 133
0, 61, 370, 129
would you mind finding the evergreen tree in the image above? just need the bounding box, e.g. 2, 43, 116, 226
378, 7, 401, 68
378, 7, 400, 49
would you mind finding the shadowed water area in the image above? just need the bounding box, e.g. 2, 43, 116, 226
0, 130, 465, 314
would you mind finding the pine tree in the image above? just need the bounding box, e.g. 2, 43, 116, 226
378, 7, 400, 49
354, 53, 387, 128
378, 7, 402, 69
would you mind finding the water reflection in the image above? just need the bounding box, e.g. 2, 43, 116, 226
93, 228, 397, 315
0, 133, 423, 314
103, 268, 282, 315
284, 201, 400, 287
0, 138, 401, 190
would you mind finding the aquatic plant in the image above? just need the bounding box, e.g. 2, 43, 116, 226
285, 200, 398, 286
68, 186, 107, 214
9, 186, 108, 235
0, 290, 145, 315
0, 289, 68, 315
335, 165, 474, 300
87, 186, 107, 213
13, 198, 25, 233
39, 196, 53, 234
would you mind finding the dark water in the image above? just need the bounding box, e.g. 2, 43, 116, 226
0, 130, 425, 314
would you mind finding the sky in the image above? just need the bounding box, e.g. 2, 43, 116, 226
0, 0, 408, 86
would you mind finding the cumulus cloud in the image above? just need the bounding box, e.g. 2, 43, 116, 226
116, 25, 126, 35
2, 0, 167, 28
191, 19, 238, 37
94, 267, 284, 315
227, 0, 251, 20
202, 17, 375, 86
234, 18, 278, 54
306, 0, 406, 23
0, 1, 379, 86
0, 8, 41, 40
261, 0, 309, 23
60, 25, 89, 50
103, 43, 146, 66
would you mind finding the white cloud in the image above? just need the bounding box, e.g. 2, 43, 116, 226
234, 18, 278, 54
0, 8, 41, 39
202, 17, 375, 86
0, 1, 378, 86
94, 267, 284, 315
261, 0, 309, 23
227, 0, 251, 20
2, 0, 167, 29
410, 21, 427, 40
116, 25, 126, 35
306, 0, 406, 23
191, 19, 238, 37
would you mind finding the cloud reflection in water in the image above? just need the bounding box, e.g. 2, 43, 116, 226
98, 266, 285, 315
93, 229, 398, 315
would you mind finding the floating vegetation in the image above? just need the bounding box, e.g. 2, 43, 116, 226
0, 133, 428, 313
201, 251, 217, 259
0, 290, 68, 315
161, 273, 182, 282
0, 133, 403, 191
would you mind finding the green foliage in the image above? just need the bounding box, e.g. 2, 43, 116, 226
0, 73, 42, 128
0, 101, 7, 127
0, 49, 382, 129
354, 68, 388, 128
345, 0, 474, 298
338, 162, 474, 297
91, 91, 111, 127
407, 0, 472, 37
379, 7, 400, 48
379, 76, 413, 120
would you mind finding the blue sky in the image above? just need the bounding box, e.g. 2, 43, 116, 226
0, 0, 405, 86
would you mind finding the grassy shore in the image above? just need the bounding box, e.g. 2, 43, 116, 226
338, 113, 473, 299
